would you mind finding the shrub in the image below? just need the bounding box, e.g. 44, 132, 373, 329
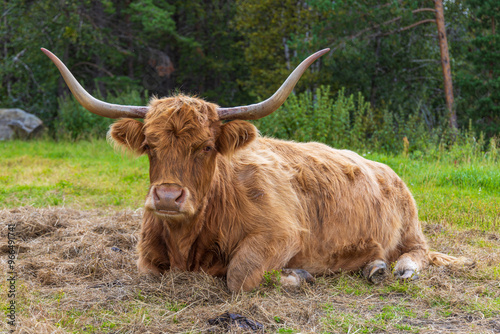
54, 87, 148, 140
256, 86, 498, 161
255, 86, 374, 151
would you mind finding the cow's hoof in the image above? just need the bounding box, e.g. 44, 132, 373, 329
281, 269, 315, 287
363, 260, 388, 284
394, 269, 419, 281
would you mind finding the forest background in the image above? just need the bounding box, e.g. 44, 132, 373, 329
1, 0, 499, 156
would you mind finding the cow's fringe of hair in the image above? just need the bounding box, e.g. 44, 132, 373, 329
428, 251, 474, 267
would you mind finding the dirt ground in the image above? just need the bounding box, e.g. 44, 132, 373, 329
1, 206, 499, 333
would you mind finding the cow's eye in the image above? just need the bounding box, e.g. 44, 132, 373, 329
203, 146, 213, 152
142, 144, 150, 151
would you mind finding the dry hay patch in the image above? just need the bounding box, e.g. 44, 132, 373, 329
423, 221, 500, 281
1, 207, 499, 333
1, 207, 140, 287
0, 207, 69, 241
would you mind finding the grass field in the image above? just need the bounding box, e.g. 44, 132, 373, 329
1, 139, 499, 333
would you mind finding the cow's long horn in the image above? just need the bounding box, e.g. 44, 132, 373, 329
41, 48, 148, 119
217, 48, 330, 120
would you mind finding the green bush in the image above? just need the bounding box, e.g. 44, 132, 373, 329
55, 87, 148, 140
255, 86, 499, 162
255, 86, 373, 151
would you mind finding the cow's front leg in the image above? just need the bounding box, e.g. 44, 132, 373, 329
136, 214, 170, 275
281, 269, 315, 286
226, 234, 300, 292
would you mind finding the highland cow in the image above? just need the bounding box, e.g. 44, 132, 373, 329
42, 48, 465, 292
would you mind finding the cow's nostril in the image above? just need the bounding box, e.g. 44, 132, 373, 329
175, 189, 186, 205
153, 187, 161, 202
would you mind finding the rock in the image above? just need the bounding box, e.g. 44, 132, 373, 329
0, 108, 44, 140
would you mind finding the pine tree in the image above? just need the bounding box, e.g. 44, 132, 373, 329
457, 0, 500, 136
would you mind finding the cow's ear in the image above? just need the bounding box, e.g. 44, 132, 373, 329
109, 119, 146, 154
216, 120, 257, 156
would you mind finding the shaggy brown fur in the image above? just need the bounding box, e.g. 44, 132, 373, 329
109, 94, 462, 292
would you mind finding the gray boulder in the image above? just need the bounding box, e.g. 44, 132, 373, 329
0, 108, 44, 140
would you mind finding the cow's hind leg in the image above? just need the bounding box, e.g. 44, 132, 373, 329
359, 239, 389, 284
393, 224, 429, 280
334, 239, 389, 284
362, 259, 388, 284
394, 254, 421, 280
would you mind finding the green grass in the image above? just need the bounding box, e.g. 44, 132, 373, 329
0, 139, 149, 209
365, 153, 500, 231
1, 139, 498, 231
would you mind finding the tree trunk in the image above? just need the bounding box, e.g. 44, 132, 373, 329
434, 0, 457, 130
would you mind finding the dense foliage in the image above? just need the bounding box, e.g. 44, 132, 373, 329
0, 0, 498, 147
256, 87, 499, 159
455, 0, 500, 136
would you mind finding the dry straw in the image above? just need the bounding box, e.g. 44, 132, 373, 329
1, 206, 499, 333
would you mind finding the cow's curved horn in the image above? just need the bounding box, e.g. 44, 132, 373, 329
41, 48, 148, 119
217, 48, 330, 120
